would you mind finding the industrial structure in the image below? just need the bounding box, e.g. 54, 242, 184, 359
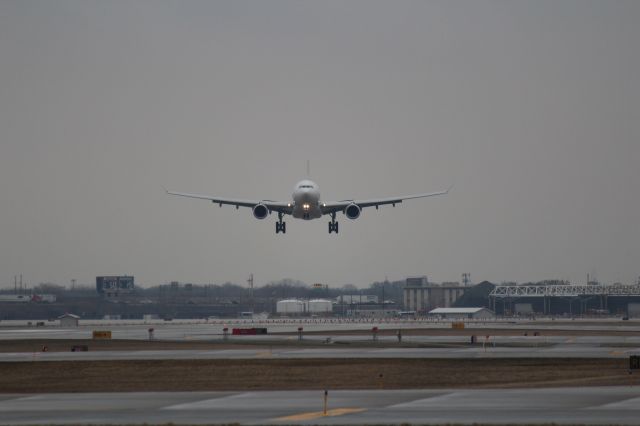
335, 294, 378, 304
308, 299, 333, 313
276, 299, 333, 315
489, 283, 640, 316
403, 276, 466, 313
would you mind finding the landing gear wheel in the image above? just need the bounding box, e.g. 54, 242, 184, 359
276, 212, 286, 234
328, 212, 339, 234
328, 221, 339, 234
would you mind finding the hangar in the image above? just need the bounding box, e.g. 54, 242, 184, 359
429, 307, 495, 319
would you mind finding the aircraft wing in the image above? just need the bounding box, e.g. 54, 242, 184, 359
166, 190, 293, 214
321, 186, 451, 215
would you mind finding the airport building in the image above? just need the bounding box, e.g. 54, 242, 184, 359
343, 304, 399, 318
276, 299, 333, 315
403, 276, 466, 314
58, 313, 80, 327
335, 294, 378, 304
0, 294, 56, 303
96, 276, 135, 298
489, 282, 640, 316
428, 307, 495, 319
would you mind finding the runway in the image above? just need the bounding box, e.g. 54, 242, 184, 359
2, 318, 640, 342
2, 387, 640, 425
1, 343, 639, 362
2, 321, 639, 425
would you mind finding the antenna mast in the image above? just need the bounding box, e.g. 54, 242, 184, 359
462, 273, 471, 287
247, 273, 254, 313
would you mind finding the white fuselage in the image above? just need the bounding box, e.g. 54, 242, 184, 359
291, 179, 322, 220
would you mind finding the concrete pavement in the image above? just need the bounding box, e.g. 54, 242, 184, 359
1, 342, 639, 361
2, 388, 640, 425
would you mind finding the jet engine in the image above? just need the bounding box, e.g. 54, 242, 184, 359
252, 204, 269, 219
344, 203, 361, 220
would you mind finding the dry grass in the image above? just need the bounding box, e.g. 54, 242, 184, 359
0, 358, 636, 393
1, 338, 638, 393
0, 338, 266, 353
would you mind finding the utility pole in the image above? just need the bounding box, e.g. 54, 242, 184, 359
247, 274, 254, 313
382, 276, 389, 316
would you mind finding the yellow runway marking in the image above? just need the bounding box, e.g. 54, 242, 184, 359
275, 408, 366, 421
255, 350, 272, 358
610, 350, 626, 356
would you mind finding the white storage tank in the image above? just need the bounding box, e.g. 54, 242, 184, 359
276, 299, 306, 314
308, 299, 333, 313
628, 303, 640, 318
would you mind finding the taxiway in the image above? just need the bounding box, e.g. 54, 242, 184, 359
2, 387, 640, 425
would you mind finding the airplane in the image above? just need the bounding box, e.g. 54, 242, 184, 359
166, 179, 450, 234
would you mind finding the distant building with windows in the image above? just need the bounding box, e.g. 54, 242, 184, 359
335, 294, 378, 304
403, 276, 466, 313
96, 276, 134, 298
405, 276, 428, 287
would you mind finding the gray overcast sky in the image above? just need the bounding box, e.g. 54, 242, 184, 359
0, 0, 638, 288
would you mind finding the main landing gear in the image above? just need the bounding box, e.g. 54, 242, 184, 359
328, 213, 339, 234
275, 212, 286, 234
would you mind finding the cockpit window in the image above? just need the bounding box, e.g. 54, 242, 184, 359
299, 185, 314, 189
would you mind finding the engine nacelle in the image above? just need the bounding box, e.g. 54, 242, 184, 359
252, 204, 269, 219
344, 203, 361, 220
